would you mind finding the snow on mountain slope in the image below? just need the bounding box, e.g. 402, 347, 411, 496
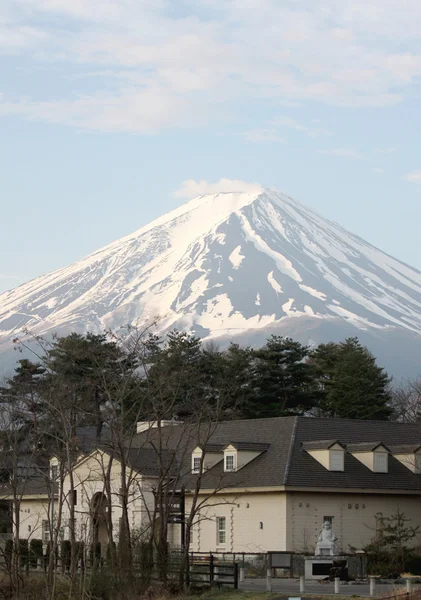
1, 188, 421, 373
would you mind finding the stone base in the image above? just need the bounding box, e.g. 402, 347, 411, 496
304, 556, 348, 580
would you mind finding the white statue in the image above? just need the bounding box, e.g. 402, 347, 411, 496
315, 521, 339, 556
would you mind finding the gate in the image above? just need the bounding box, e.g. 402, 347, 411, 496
189, 553, 239, 589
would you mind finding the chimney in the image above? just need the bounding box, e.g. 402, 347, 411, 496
136, 420, 181, 434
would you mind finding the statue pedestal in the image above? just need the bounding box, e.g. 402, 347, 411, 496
304, 556, 348, 580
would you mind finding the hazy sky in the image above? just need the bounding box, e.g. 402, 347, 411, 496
1, 0, 421, 294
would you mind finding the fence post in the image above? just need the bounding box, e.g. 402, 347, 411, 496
266, 568, 272, 592
370, 576, 376, 597
300, 575, 305, 593
209, 554, 214, 586
406, 578, 413, 593
334, 577, 340, 594
239, 567, 245, 582
37, 558, 42, 572
234, 563, 239, 590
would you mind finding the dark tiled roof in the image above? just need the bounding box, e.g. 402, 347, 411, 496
228, 442, 270, 452
0, 477, 57, 498
71, 417, 421, 493
389, 444, 421, 454
302, 439, 344, 450
182, 417, 297, 490
125, 448, 177, 477
286, 417, 421, 491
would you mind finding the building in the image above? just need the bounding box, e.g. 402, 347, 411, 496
185, 417, 421, 554
5, 417, 421, 557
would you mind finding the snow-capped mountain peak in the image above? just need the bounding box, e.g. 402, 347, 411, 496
1, 188, 421, 376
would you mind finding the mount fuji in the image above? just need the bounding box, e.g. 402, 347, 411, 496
1, 188, 421, 377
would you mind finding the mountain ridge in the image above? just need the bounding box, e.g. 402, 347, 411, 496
1, 188, 421, 377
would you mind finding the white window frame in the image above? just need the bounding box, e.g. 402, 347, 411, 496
224, 454, 236, 472
216, 516, 226, 546
42, 520, 49, 544
374, 452, 388, 473
330, 450, 344, 472
192, 455, 201, 474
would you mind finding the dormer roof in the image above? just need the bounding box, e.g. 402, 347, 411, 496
302, 440, 345, 451
226, 442, 270, 452
196, 443, 225, 453
347, 442, 390, 452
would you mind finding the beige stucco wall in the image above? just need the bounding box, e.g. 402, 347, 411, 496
286, 491, 421, 553
186, 489, 421, 555
186, 491, 287, 553
17, 497, 50, 541
61, 451, 156, 546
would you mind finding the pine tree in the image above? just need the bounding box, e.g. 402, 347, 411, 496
311, 337, 392, 420
243, 336, 317, 418
0, 359, 46, 442
44, 332, 133, 436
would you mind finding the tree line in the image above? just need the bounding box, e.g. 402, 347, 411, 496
2, 330, 394, 432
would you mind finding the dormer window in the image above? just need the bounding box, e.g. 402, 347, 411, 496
374, 452, 388, 473
330, 450, 344, 471
191, 444, 224, 474
303, 440, 345, 472
225, 454, 236, 472
348, 442, 389, 473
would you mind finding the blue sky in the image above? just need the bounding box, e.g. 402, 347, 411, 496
1, 0, 421, 294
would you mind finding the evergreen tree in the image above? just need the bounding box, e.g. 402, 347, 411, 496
139, 330, 204, 420
0, 359, 46, 442
311, 337, 392, 420
243, 336, 317, 418
43, 332, 134, 437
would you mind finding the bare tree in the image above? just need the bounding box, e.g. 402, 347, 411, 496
390, 378, 421, 423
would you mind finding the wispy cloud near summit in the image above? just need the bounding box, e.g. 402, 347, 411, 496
175, 179, 264, 199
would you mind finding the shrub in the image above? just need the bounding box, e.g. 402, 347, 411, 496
19, 538, 29, 566
29, 538, 43, 567
61, 540, 71, 571
4, 539, 13, 568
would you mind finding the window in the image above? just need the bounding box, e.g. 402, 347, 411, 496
72, 490, 77, 506
323, 516, 334, 524
416, 454, 421, 473
330, 450, 344, 471
217, 517, 226, 545
192, 456, 201, 474
374, 452, 388, 473
225, 454, 235, 472
51, 465, 58, 480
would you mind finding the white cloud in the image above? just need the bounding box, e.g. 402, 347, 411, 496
405, 170, 421, 184
317, 148, 365, 160
175, 178, 264, 199
1, 0, 421, 131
